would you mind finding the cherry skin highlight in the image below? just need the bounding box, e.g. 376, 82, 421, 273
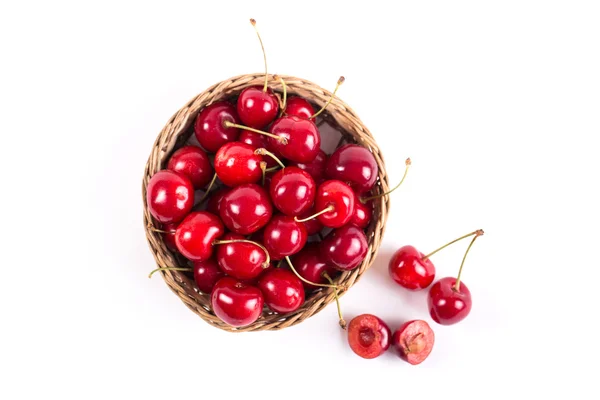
388, 245, 436, 290
325, 144, 378, 193
347, 314, 391, 359
292, 149, 327, 183
167, 145, 213, 189
175, 211, 224, 261
237, 86, 279, 129
211, 277, 264, 327
291, 243, 337, 290
193, 258, 225, 293
428, 277, 472, 325
258, 268, 305, 313
214, 142, 263, 187
284, 96, 315, 119
194, 101, 240, 152
314, 180, 355, 228
216, 233, 268, 280
268, 116, 321, 163
269, 166, 316, 216
392, 320, 435, 365
263, 215, 307, 260
220, 183, 273, 235
321, 224, 368, 271
147, 170, 194, 224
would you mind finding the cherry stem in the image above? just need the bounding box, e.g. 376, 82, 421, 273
294, 205, 334, 223
147, 224, 176, 234
273, 74, 287, 115
323, 272, 346, 330
285, 256, 338, 288
260, 161, 267, 186
422, 229, 483, 261
454, 230, 484, 291
310, 76, 345, 120
213, 239, 271, 268
148, 267, 191, 279
255, 148, 286, 168
361, 158, 411, 203
250, 18, 268, 92
224, 121, 288, 145
198, 173, 218, 204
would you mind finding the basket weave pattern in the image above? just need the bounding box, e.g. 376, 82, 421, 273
142, 74, 390, 332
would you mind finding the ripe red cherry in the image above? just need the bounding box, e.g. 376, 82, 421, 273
258, 268, 305, 313
325, 144, 378, 193
174, 211, 224, 261
292, 149, 327, 182
215, 233, 268, 280
167, 145, 213, 189
321, 225, 368, 271
428, 277, 472, 325
284, 96, 315, 119
269, 166, 316, 216
350, 197, 372, 229
291, 244, 337, 290
388, 246, 436, 290
206, 188, 230, 216
237, 86, 279, 129
239, 130, 278, 168
268, 116, 321, 163
146, 170, 194, 224
263, 215, 307, 260
214, 142, 263, 187
220, 183, 272, 235
296, 207, 324, 236
392, 320, 435, 365
211, 277, 264, 327
193, 258, 225, 293
313, 180, 355, 228
162, 222, 178, 251
347, 314, 391, 359
194, 101, 241, 152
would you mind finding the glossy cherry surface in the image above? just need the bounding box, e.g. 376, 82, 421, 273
314, 180, 355, 228
214, 142, 263, 187
428, 277, 472, 325
162, 222, 178, 251
269, 166, 316, 216
297, 206, 324, 236
389, 245, 436, 290
347, 314, 391, 359
211, 277, 264, 327
392, 320, 435, 365
237, 86, 279, 129
239, 129, 278, 168
321, 225, 368, 271
216, 233, 268, 280
147, 170, 194, 224
350, 195, 372, 229
258, 268, 305, 313
174, 211, 224, 261
206, 188, 230, 216
268, 116, 321, 163
325, 144, 378, 193
167, 145, 213, 189
291, 244, 337, 289
220, 183, 272, 235
292, 149, 327, 183
194, 101, 240, 152
263, 215, 307, 260
284, 96, 315, 119
193, 258, 225, 293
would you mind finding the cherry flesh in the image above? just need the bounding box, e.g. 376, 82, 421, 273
388, 245, 436, 290
325, 144, 378, 193
258, 268, 305, 313
347, 314, 391, 359
321, 224, 368, 271
206, 188, 230, 216
211, 277, 264, 327
292, 149, 327, 183
216, 233, 268, 280
263, 215, 307, 260
193, 258, 225, 293
214, 142, 263, 187
284, 96, 315, 119
428, 277, 472, 325
147, 170, 194, 224
291, 243, 337, 290
392, 320, 435, 365
174, 211, 224, 261
220, 183, 273, 235
167, 145, 213, 189
297, 206, 324, 236
194, 101, 240, 152
314, 180, 355, 228
268, 116, 321, 163
269, 166, 316, 216
237, 86, 279, 129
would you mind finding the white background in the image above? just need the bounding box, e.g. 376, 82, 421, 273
1, 1, 599, 399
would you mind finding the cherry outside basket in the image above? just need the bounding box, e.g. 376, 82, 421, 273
142, 73, 390, 332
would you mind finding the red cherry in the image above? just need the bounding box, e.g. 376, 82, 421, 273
325, 144, 378, 193
239, 130, 278, 168
193, 258, 225, 293
237, 86, 279, 129
392, 320, 435, 365
258, 268, 305, 313
292, 149, 327, 182
269, 166, 316, 216
146, 170, 194, 224
268, 116, 321, 163
215, 233, 269, 280
206, 188, 230, 216
388, 246, 436, 290
313, 180, 355, 228
321, 225, 368, 271
211, 277, 264, 327
220, 183, 273, 234
428, 278, 472, 325
174, 211, 224, 261
347, 314, 391, 359
296, 206, 324, 236
291, 244, 337, 290
166, 145, 213, 189
263, 215, 307, 260
350, 197, 372, 229
194, 101, 240, 152
214, 142, 263, 187
284, 96, 315, 119
162, 222, 178, 251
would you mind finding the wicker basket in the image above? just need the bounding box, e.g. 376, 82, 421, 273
142, 73, 390, 332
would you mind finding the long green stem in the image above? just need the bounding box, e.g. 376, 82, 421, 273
198, 173, 218, 204
294, 205, 334, 223
310, 76, 345, 119
454, 230, 484, 291
255, 148, 286, 168
361, 158, 411, 203
213, 239, 271, 268
273, 74, 287, 115
285, 256, 338, 288
422, 229, 483, 261
224, 121, 287, 144
323, 272, 346, 329
250, 19, 268, 92
148, 267, 191, 279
